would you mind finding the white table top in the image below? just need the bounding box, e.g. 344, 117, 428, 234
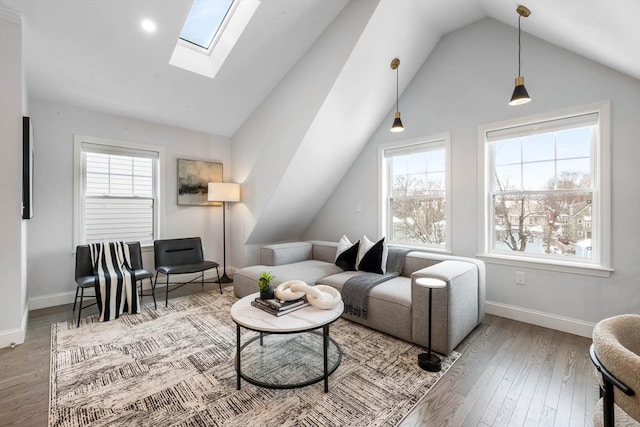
230, 292, 344, 333
415, 277, 447, 289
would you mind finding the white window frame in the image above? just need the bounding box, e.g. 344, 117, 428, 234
379, 133, 452, 252
477, 101, 612, 277
73, 135, 163, 250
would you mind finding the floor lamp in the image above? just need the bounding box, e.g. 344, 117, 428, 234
208, 182, 240, 284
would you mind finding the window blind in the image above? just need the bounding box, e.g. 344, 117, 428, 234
84, 197, 154, 244
486, 112, 598, 142
81, 144, 158, 246
383, 139, 445, 158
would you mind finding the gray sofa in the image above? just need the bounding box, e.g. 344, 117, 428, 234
233, 240, 485, 355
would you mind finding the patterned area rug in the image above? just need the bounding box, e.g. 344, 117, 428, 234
50, 289, 459, 426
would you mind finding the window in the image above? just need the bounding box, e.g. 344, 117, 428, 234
169, 0, 260, 79
478, 102, 611, 275
74, 136, 162, 248
180, 0, 234, 50
380, 134, 451, 250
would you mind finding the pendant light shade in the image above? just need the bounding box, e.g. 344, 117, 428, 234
391, 112, 404, 132
509, 5, 531, 106
390, 58, 404, 132
510, 76, 530, 105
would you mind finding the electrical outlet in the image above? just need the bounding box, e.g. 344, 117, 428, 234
515, 271, 526, 285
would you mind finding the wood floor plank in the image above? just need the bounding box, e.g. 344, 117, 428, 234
0, 289, 599, 427
479, 377, 514, 425
543, 330, 572, 415
539, 404, 557, 427
479, 321, 539, 426
569, 341, 593, 427
472, 323, 531, 425
525, 330, 559, 423
447, 319, 519, 425
401, 317, 512, 426
500, 326, 549, 425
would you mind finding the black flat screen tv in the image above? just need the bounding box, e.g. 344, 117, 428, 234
22, 116, 33, 220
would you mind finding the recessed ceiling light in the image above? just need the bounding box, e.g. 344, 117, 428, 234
141, 19, 156, 33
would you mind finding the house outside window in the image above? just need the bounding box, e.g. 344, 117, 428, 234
478, 102, 611, 275
73, 136, 162, 248
380, 134, 451, 251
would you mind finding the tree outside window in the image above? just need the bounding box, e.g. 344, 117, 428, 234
382, 136, 449, 250
487, 112, 602, 263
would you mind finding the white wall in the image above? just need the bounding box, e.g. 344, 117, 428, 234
230, 0, 380, 268
0, 7, 27, 349
26, 100, 232, 308
306, 18, 640, 335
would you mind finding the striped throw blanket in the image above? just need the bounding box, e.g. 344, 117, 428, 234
89, 242, 140, 322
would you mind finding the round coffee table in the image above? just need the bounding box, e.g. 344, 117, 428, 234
230, 292, 344, 393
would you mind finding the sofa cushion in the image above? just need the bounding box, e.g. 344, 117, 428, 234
318, 272, 413, 342
317, 271, 362, 290
233, 260, 344, 298
318, 272, 411, 308
309, 241, 339, 263
261, 242, 312, 265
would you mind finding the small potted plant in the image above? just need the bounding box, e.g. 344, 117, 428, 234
258, 271, 275, 300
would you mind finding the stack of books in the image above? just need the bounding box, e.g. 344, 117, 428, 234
251, 297, 310, 317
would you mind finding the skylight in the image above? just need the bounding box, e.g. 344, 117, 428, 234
169, 0, 260, 79
180, 0, 234, 50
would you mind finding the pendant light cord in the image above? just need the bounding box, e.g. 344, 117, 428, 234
517, 14, 522, 76
396, 66, 399, 113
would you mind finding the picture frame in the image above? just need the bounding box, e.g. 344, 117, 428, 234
22, 116, 34, 219
177, 158, 223, 206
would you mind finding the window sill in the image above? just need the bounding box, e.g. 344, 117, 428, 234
389, 243, 452, 255
477, 253, 613, 278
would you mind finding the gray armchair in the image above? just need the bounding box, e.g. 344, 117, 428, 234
590, 314, 640, 427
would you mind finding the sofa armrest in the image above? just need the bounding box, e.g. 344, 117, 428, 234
411, 260, 481, 354
260, 242, 313, 266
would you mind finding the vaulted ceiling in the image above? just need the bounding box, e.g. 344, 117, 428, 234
3, 0, 639, 139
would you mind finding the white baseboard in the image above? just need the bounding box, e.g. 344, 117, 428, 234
30, 291, 79, 310
28, 269, 230, 311
486, 300, 594, 338
0, 309, 28, 349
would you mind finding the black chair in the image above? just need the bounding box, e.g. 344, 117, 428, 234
128, 242, 156, 309
73, 242, 154, 327
153, 237, 221, 307
73, 245, 97, 327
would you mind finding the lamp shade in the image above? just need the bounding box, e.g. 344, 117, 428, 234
509, 76, 531, 106
207, 182, 240, 202
391, 112, 405, 133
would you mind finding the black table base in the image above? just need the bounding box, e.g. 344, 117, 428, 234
235, 324, 342, 393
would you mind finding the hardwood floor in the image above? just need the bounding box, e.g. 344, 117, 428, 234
400, 315, 598, 427
0, 286, 598, 426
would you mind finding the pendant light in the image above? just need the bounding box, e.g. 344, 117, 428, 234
390, 58, 404, 132
509, 5, 531, 106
